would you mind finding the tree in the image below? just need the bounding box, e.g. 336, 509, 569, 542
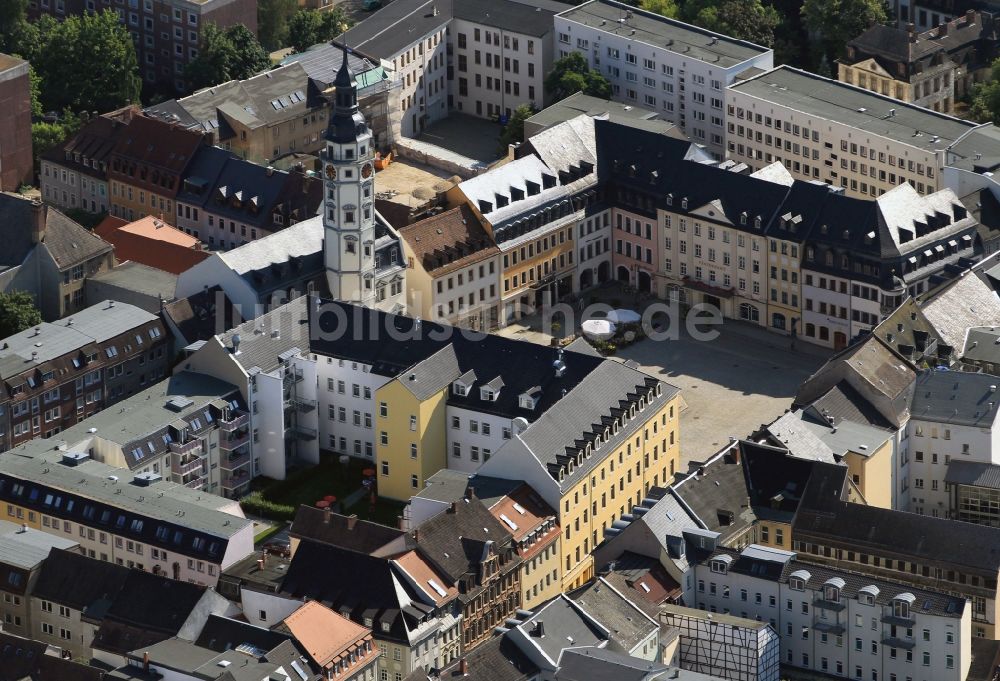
498, 104, 534, 152
287, 8, 352, 53
184, 23, 271, 91
31, 11, 140, 113
31, 110, 81, 175
27, 64, 42, 120
971, 59, 1000, 125
0, 291, 42, 339
257, 0, 298, 51
639, 0, 679, 18
544, 53, 612, 102
802, 0, 887, 61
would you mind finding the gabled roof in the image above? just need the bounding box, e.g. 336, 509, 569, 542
910, 369, 1000, 427
0, 631, 105, 681
438, 635, 539, 681
399, 204, 498, 276
568, 578, 658, 652
164, 286, 239, 347
0, 195, 111, 270
337, 0, 453, 59
218, 295, 310, 374
280, 601, 371, 669
290, 505, 404, 554
670, 447, 756, 542
95, 215, 208, 275
32, 548, 128, 615
921, 270, 1000, 349
411, 498, 513, 583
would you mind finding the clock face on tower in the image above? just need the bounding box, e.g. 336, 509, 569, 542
361, 163, 373, 179
325, 165, 337, 180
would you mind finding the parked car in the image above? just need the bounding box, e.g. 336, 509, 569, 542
262, 540, 291, 558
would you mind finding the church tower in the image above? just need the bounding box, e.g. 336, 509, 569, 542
323, 45, 376, 306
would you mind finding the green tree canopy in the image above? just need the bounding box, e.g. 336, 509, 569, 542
971, 59, 1000, 125
31, 110, 81, 175
30, 11, 140, 113
287, 8, 352, 53
544, 53, 611, 103
499, 104, 534, 152
639, 0, 679, 18
257, 0, 298, 51
184, 23, 271, 91
0, 291, 42, 339
802, 0, 887, 60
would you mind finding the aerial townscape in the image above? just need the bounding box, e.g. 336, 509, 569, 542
12, 0, 1000, 679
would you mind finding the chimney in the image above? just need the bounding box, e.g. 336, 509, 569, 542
30, 200, 47, 244
19, 523, 27, 533
323, 506, 331, 524
459, 658, 468, 675
465, 486, 476, 501
730, 445, 741, 465
450, 501, 459, 513
413, 528, 419, 542
261, 549, 267, 567
347, 514, 358, 530
967, 8, 976, 22
143, 651, 150, 672
939, 20, 948, 36
907, 22, 917, 42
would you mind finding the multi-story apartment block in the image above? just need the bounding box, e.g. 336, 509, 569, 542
26, 0, 257, 94
0, 299, 168, 452
173, 145, 322, 250
686, 539, 970, 681
839, 11, 999, 115
398, 204, 502, 330
903, 370, 1000, 516
0, 523, 79, 639
0, 196, 115, 321
792, 461, 1000, 639
450, 154, 587, 322
339, 0, 450, 139
40, 108, 129, 215
554, 0, 774, 159
0, 443, 254, 586
478, 358, 681, 591
107, 109, 207, 222
725, 65, 980, 199
450, 0, 559, 119
603, 118, 979, 347
0, 54, 33, 192
51, 372, 250, 498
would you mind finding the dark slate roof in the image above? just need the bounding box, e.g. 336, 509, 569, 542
555, 647, 670, 681
794, 462, 1000, 573
568, 579, 658, 651
176, 145, 236, 206
337, 0, 453, 59
969, 637, 1000, 681
848, 11, 998, 64
194, 614, 292, 653
94, 569, 208, 654
910, 369, 1000, 427
452, 0, 564, 37
518, 597, 607, 662
804, 381, 896, 430
671, 449, 756, 543
163, 285, 241, 346
740, 440, 814, 519
218, 296, 311, 374
412, 498, 514, 583
310, 300, 606, 421
31, 548, 128, 616
945, 459, 1000, 490
0, 196, 111, 271
0, 631, 105, 681
438, 635, 539, 681
41, 112, 121, 180
280, 540, 413, 644
289, 505, 404, 554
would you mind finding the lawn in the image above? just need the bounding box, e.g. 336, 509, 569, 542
244, 453, 404, 527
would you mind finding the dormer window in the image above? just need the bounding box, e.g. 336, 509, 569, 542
754, 216, 762, 229
790, 577, 805, 591
453, 383, 468, 396
666, 193, 673, 206
480, 387, 496, 401
681, 197, 688, 209
740, 212, 747, 225
710, 556, 731, 574
824, 585, 840, 603
604, 427, 610, 441
520, 390, 540, 410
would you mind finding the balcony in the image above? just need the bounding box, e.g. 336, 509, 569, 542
182, 473, 206, 490
222, 469, 252, 489
169, 439, 203, 456
221, 450, 251, 471
881, 613, 916, 627
172, 454, 204, 476
881, 635, 916, 650
283, 368, 304, 384
220, 412, 249, 432
222, 428, 250, 450
813, 597, 846, 612
812, 621, 845, 636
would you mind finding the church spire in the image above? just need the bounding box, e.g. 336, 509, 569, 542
325, 43, 363, 144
